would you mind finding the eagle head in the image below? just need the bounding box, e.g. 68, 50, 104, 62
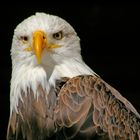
11, 12, 81, 67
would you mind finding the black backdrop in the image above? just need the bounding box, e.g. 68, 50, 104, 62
0, 1, 140, 139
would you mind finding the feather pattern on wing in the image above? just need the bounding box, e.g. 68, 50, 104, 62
55, 75, 140, 140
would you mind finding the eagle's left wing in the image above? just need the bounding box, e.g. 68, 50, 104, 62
54, 75, 140, 140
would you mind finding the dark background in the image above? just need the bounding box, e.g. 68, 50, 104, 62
0, 1, 140, 139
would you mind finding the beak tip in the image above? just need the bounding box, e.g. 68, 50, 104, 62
37, 58, 41, 64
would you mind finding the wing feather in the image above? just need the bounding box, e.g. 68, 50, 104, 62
55, 75, 140, 139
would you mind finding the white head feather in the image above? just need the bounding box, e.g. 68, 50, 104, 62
10, 12, 96, 114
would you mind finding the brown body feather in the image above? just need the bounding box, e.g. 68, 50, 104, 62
7, 75, 140, 140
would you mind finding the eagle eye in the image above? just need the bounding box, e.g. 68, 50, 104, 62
20, 36, 29, 42
53, 31, 63, 40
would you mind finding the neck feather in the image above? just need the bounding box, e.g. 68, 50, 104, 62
10, 63, 48, 114
10, 57, 96, 114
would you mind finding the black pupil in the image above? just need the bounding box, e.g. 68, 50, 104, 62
21, 36, 28, 41
55, 33, 60, 38
23, 36, 28, 41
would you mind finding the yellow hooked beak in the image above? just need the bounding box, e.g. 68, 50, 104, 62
33, 31, 47, 64
24, 30, 61, 64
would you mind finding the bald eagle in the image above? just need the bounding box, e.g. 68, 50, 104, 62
7, 13, 140, 140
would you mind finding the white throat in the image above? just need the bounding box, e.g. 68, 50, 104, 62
10, 63, 48, 114
10, 56, 96, 114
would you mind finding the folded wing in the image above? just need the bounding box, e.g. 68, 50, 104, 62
55, 75, 140, 140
